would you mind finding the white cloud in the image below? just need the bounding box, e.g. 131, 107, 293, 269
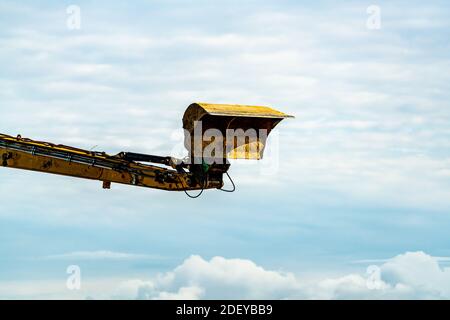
117, 255, 301, 300
1, 251, 450, 299
115, 252, 450, 300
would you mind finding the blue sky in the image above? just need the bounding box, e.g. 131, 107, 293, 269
1, 0, 450, 299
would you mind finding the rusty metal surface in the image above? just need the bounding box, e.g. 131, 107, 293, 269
183, 103, 293, 160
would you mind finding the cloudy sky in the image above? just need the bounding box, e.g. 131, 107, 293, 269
0, 0, 450, 299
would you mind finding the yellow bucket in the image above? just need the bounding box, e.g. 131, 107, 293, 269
183, 103, 293, 162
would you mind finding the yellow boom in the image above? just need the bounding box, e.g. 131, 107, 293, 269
0, 103, 292, 196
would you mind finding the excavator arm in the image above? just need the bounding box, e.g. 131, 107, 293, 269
0, 103, 292, 195
0, 133, 213, 192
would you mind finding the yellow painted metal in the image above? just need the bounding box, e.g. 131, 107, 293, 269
183, 103, 293, 160
183, 103, 293, 125
0, 133, 219, 191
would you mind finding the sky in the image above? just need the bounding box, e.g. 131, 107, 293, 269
0, 0, 450, 299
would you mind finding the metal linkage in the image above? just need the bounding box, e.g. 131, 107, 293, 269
117, 152, 173, 166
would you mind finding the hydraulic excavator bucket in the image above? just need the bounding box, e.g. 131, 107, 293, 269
183, 103, 293, 163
